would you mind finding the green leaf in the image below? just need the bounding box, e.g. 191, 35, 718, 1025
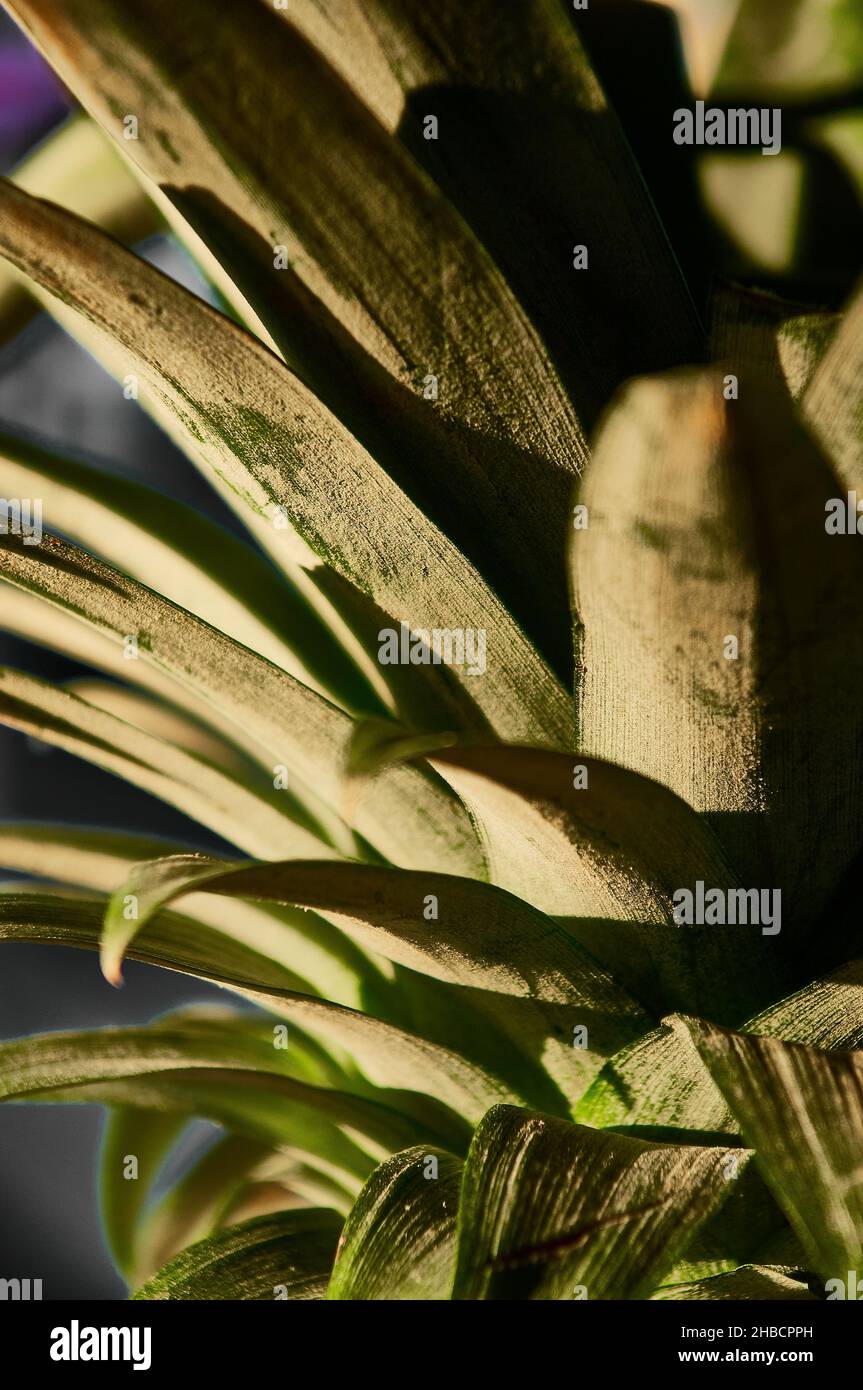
577, 959, 863, 1135
100, 853, 651, 1108
0, 892, 512, 1125
328, 1146, 462, 1300
575, 1021, 733, 1138
0, 174, 573, 749
101, 853, 648, 1019
135, 1135, 301, 1284
570, 366, 863, 937
0, 825, 383, 1009
428, 745, 775, 1021
714, 0, 863, 100
0, 1015, 458, 1158
133, 1209, 342, 1300
285, 0, 703, 427
776, 312, 839, 400
0, 665, 331, 860
429, 746, 734, 919
746, 957, 863, 1049
709, 280, 836, 399
0, 428, 382, 715
0, 113, 157, 340
680, 1015, 863, 1281
4, 0, 593, 675
99, 1107, 186, 1283
452, 1104, 740, 1300
0, 533, 485, 875
664, 1156, 796, 1286
653, 1265, 816, 1301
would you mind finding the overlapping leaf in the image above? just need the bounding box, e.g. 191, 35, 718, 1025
571, 366, 863, 936
0, 893, 512, 1126
99, 852, 652, 1108
328, 1146, 462, 1300
133, 1209, 343, 1300
100, 1106, 186, 1284
429, 744, 776, 1021
577, 959, 863, 1135
3, 0, 595, 671
283, 0, 703, 428
452, 1104, 741, 1300
0, 534, 485, 873
0, 429, 380, 712
681, 1016, 863, 1282
0, 825, 381, 1008
0, 112, 157, 339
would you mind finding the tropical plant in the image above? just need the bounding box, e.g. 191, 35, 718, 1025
0, 0, 861, 1301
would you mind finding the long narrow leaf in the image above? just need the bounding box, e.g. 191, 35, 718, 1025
133, 1209, 342, 1300
0, 534, 486, 874
0, 179, 572, 747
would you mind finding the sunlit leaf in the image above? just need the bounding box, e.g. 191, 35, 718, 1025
0, 892, 513, 1125
681, 1015, 863, 1281
133, 1209, 343, 1300
0, 825, 382, 1008
428, 744, 775, 1021
284, 0, 703, 428
3, 0, 595, 673
653, 1264, 815, 1301
452, 1104, 741, 1300
571, 367, 863, 937
0, 428, 382, 714
0, 112, 157, 339
804, 278, 863, 493
0, 664, 331, 859
0, 534, 486, 874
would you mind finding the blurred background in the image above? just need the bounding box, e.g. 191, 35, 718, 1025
0, 0, 861, 1298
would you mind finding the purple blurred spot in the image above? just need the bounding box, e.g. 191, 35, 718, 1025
0, 39, 71, 165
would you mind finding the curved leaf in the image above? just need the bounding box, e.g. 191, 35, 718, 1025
133, 1209, 342, 1300
0, 112, 156, 339
452, 1104, 740, 1300
680, 1015, 863, 1281
653, 1265, 816, 1301
0, 892, 513, 1124
99, 1106, 186, 1283
135, 1135, 301, 1284
4, 0, 591, 673
429, 744, 776, 1021
285, 0, 703, 427
328, 1146, 461, 1301
0, 825, 382, 1009
0, 179, 572, 748
100, 854, 649, 1019
0, 665, 330, 859
0, 533, 485, 874
577, 959, 863, 1135
0, 428, 381, 713
100, 853, 652, 1109
0, 1018, 456, 1158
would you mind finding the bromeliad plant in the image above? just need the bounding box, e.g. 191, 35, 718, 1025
0, 0, 862, 1301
